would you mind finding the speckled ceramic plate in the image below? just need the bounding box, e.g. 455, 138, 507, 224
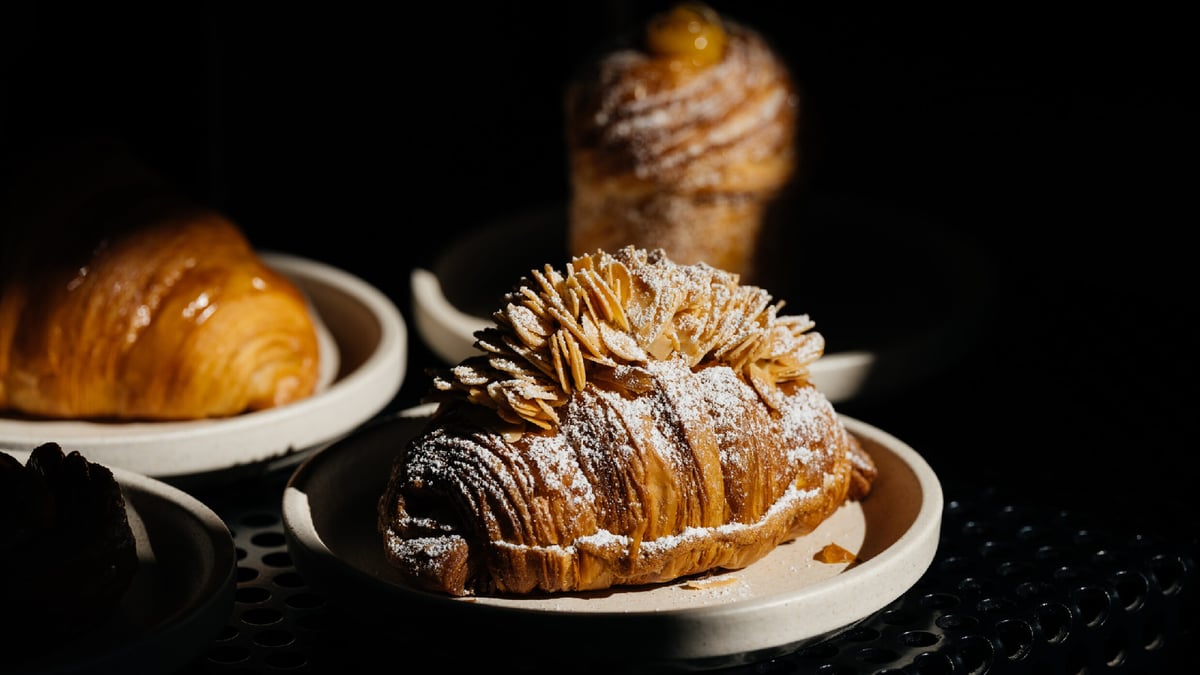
281, 405, 942, 672
411, 199, 990, 405
0, 253, 407, 485
1, 453, 236, 675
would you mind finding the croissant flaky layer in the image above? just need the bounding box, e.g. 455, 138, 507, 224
0, 172, 321, 421
565, 6, 800, 280
377, 247, 875, 596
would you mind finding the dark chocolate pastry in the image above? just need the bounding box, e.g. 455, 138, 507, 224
1, 443, 138, 650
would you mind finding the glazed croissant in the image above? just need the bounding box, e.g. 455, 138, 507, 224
378, 246, 875, 596
0, 150, 321, 421
565, 3, 801, 282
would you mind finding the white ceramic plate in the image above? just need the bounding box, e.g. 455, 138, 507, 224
411, 200, 990, 404
0, 253, 408, 484
2, 451, 236, 675
281, 406, 942, 671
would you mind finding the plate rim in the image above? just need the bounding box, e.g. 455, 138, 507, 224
0, 252, 408, 480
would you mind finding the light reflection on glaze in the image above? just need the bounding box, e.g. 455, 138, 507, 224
129, 304, 151, 344
67, 265, 89, 292
180, 290, 211, 319
182, 292, 212, 322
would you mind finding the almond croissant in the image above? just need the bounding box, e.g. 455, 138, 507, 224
0, 149, 321, 421
377, 246, 875, 596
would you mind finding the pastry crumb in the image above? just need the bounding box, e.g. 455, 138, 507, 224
815, 543, 858, 564
682, 575, 740, 590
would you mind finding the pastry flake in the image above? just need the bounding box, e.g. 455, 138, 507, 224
431, 246, 823, 431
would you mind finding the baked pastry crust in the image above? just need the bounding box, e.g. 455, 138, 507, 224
378, 247, 875, 596
0, 146, 321, 421
565, 4, 800, 282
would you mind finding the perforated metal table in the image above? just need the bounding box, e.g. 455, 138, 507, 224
179, 470, 1198, 674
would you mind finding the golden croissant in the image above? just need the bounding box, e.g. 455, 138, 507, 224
0, 151, 321, 421
377, 246, 875, 596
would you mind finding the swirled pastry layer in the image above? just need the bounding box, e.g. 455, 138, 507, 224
378, 247, 875, 596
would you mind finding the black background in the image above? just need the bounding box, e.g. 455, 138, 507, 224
2, 2, 1194, 550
